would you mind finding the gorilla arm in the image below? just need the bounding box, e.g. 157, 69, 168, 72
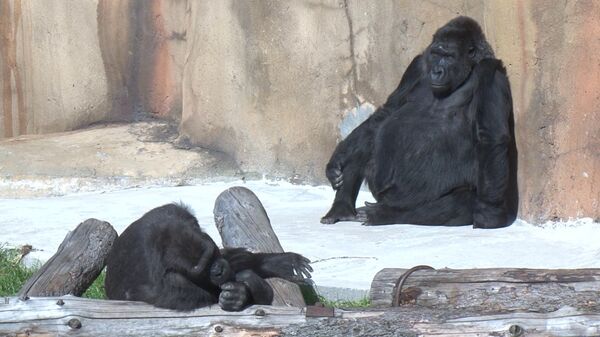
217, 248, 312, 310
473, 59, 513, 228
160, 228, 218, 283
220, 248, 312, 283
326, 55, 424, 190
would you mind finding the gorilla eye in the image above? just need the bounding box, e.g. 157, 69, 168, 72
468, 47, 476, 58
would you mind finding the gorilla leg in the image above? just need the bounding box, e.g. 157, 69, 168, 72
236, 270, 274, 305
152, 272, 218, 311
359, 189, 474, 226
321, 163, 365, 224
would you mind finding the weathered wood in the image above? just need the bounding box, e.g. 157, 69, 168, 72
18, 219, 117, 297
370, 267, 600, 312
214, 186, 305, 307
1, 296, 600, 337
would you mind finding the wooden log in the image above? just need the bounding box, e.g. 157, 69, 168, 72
18, 219, 117, 297
370, 267, 600, 312
1, 296, 600, 337
214, 186, 305, 307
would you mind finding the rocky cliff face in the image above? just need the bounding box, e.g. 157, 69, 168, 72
0, 0, 598, 223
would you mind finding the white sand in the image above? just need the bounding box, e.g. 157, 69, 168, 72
1, 180, 599, 290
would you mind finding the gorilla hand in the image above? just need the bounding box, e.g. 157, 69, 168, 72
326, 162, 344, 190
210, 258, 233, 286
260, 252, 313, 283
219, 282, 249, 311
189, 243, 216, 280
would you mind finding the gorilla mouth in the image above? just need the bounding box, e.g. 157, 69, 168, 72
431, 83, 452, 98
431, 83, 450, 92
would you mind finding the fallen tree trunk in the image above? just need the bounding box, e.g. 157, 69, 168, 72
18, 219, 117, 297
1, 296, 599, 337
214, 186, 305, 307
370, 267, 600, 312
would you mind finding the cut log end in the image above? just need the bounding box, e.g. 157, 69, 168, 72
18, 218, 117, 297
214, 186, 306, 307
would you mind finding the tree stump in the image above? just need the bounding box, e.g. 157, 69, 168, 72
214, 186, 305, 307
369, 267, 600, 312
18, 219, 117, 297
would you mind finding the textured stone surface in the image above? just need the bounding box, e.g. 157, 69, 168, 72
0, 0, 598, 222
96, 0, 187, 119
0, 121, 239, 198
180, 1, 351, 181
0, 0, 111, 136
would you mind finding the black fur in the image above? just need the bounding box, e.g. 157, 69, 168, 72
322, 16, 518, 228
105, 203, 312, 311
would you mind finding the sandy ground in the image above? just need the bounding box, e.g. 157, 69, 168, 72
1, 180, 600, 295
1, 123, 599, 300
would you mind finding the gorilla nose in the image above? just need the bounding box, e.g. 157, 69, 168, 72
431, 66, 445, 82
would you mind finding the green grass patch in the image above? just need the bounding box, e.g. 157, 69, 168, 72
0, 246, 37, 296
81, 270, 107, 300
82, 270, 107, 299
0, 245, 108, 298
300, 283, 371, 308
301, 282, 371, 308
319, 295, 371, 308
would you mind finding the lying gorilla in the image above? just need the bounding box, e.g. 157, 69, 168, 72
322, 16, 518, 228
105, 203, 312, 311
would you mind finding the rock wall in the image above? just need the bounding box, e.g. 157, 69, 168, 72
0, 0, 111, 136
96, 0, 187, 119
484, 1, 600, 222
0, 0, 598, 223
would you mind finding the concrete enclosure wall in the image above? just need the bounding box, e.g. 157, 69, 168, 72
0, 0, 598, 223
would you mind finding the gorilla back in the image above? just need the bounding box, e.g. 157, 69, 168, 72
105, 204, 223, 310
322, 16, 518, 228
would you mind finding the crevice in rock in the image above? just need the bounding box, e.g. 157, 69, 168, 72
342, 0, 362, 107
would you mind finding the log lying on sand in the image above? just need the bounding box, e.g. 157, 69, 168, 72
1, 296, 599, 337
214, 186, 305, 307
370, 267, 600, 312
18, 219, 117, 297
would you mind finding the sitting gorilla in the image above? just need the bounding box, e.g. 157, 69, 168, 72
105, 203, 312, 311
322, 16, 518, 228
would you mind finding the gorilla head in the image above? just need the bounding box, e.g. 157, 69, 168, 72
425, 16, 495, 98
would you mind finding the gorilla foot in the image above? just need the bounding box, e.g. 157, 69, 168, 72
357, 203, 395, 226
356, 206, 373, 226
320, 202, 359, 224
320, 213, 360, 224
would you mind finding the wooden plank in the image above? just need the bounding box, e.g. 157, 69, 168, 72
0, 296, 305, 337
214, 186, 305, 307
18, 219, 117, 297
412, 307, 600, 337
370, 268, 600, 312
2, 297, 599, 337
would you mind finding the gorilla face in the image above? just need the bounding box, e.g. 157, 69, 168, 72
426, 40, 476, 98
